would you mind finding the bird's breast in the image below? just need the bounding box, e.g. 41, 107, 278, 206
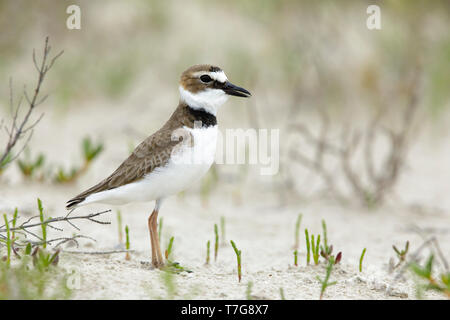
171, 125, 218, 167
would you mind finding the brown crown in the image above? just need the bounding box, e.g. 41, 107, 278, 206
180, 64, 223, 93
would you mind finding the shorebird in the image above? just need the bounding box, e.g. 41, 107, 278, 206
66, 64, 251, 268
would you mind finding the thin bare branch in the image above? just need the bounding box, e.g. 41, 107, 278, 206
0, 36, 63, 170
0, 209, 111, 249
0, 209, 111, 233
63, 249, 136, 255
287, 64, 422, 208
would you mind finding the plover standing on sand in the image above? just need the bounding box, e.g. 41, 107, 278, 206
67, 65, 251, 268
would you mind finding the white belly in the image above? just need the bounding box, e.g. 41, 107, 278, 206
83, 125, 218, 206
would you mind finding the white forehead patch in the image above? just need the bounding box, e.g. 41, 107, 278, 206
193, 71, 228, 83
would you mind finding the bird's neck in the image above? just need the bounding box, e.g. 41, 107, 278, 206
186, 105, 217, 128
165, 102, 217, 130
178, 85, 228, 116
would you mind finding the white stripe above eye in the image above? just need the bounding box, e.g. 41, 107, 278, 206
193, 71, 228, 83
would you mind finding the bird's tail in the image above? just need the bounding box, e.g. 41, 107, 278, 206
66, 196, 86, 210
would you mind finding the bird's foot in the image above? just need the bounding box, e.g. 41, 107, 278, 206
140, 260, 192, 273
140, 260, 166, 270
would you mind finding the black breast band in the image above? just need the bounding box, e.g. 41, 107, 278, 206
187, 106, 217, 128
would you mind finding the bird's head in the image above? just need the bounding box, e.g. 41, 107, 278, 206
179, 64, 251, 115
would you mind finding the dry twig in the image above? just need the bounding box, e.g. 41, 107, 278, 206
0, 209, 111, 248
0, 37, 63, 171
288, 67, 421, 207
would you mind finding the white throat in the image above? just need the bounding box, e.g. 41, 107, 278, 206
179, 86, 229, 116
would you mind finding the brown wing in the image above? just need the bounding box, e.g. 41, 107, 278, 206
66, 128, 182, 209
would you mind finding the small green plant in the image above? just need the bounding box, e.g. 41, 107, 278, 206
359, 248, 366, 272
320, 219, 331, 256
305, 229, 311, 265
125, 225, 130, 260
410, 255, 450, 299
11, 208, 18, 242
160, 268, 177, 299
311, 234, 321, 265
293, 213, 302, 249
214, 223, 219, 261
279, 287, 286, 300
158, 217, 163, 242
17, 149, 45, 179
117, 210, 123, 244
0, 245, 71, 299
160, 238, 192, 274
165, 236, 174, 260
230, 240, 242, 282
393, 241, 409, 261
54, 136, 103, 183
2, 214, 11, 268
317, 256, 337, 299
0, 151, 12, 175
293, 250, 298, 266
391, 241, 409, 269
205, 240, 210, 265
322, 220, 328, 248
82, 136, 103, 163
37, 198, 47, 249
318, 219, 342, 264
220, 216, 226, 245
32, 247, 60, 271
54, 167, 78, 183
246, 281, 253, 300
320, 245, 342, 265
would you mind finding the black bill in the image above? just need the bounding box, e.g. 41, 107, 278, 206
222, 81, 251, 98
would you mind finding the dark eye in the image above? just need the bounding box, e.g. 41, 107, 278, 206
200, 75, 212, 83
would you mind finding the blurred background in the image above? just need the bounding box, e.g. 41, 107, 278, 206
0, 0, 449, 211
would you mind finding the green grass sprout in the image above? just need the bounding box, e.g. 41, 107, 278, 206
160, 268, 176, 299
230, 240, 242, 282
54, 136, 103, 183
165, 236, 174, 260
294, 213, 302, 249
205, 240, 210, 265
82, 136, 104, 163
37, 198, 47, 248
117, 210, 123, 244
3, 214, 11, 268
0, 151, 12, 175
246, 281, 253, 300
17, 149, 45, 179
279, 287, 286, 300
317, 256, 337, 299
311, 234, 321, 265
316, 219, 342, 264
391, 241, 409, 269
410, 255, 450, 299
158, 217, 163, 243
214, 224, 219, 261
320, 219, 331, 256
32, 247, 60, 271
11, 208, 18, 243
125, 225, 130, 260
162, 237, 192, 274
293, 250, 298, 266
305, 229, 311, 265
220, 216, 226, 245
359, 248, 366, 272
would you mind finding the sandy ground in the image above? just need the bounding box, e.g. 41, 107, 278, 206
1, 100, 449, 300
